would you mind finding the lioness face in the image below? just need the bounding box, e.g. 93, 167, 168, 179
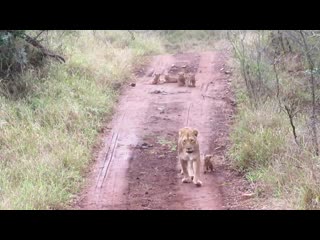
179, 128, 199, 154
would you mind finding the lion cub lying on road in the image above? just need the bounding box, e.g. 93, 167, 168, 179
178, 127, 202, 187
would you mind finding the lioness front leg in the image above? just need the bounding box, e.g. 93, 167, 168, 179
188, 160, 194, 181
193, 161, 202, 187
180, 159, 192, 183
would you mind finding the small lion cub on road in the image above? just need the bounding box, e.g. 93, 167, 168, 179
203, 154, 214, 173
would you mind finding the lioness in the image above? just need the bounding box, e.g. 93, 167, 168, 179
178, 127, 202, 187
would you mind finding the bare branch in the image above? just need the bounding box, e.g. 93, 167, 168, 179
34, 30, 46, 41
128, 30, 135, 40
272, 54, 282, 109
284, 104, 299, 146
22, 33, 65, 63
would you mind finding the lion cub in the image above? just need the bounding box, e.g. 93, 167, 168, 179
178, 127, 202, 187
151, 73, 161, 84
186, 73, 196, 87
177, 72, 186, 86
203, 154, 214, 173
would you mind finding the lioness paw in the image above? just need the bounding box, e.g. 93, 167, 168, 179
182, 177, 192, 183
194, 180, 202, 187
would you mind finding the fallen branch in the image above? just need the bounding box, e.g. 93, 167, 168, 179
23, 33, 66, 63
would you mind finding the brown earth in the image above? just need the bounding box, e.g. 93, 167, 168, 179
73, 50, 256, 210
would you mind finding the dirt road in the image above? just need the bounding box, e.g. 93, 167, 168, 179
74, 50, 254, 210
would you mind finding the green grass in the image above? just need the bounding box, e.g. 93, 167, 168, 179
157, 136, 177, 152
228, 101, 287, 171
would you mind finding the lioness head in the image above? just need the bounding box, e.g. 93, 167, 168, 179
179, 127, 199, 154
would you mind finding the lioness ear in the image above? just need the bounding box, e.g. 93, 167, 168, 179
179, 128, 185, 137
193, 129, 198, 137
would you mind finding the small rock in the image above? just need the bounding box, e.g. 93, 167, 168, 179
151, 90, 161, 94
225, 71, 231, 74
220, 68, 224, 71
157, 107, 165, 114
141, 142, 153, 148
242, 193, 255, 199
129, 83, 136, 87
145, 191, 148, 195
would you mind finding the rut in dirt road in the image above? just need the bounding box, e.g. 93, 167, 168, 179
74, 50, 236, 210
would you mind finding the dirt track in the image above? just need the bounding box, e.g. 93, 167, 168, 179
74, 50, 255, 210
